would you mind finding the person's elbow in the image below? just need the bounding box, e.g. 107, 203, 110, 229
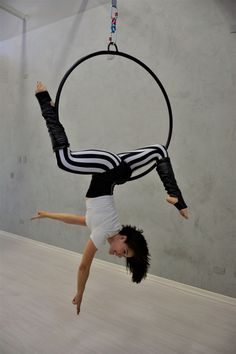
75, 216, 86, 226
80, 216, 87, 226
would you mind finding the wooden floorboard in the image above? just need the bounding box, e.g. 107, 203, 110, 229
0, 231, 235, 354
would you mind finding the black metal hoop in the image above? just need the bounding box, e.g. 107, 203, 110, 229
55, 50, 173, 181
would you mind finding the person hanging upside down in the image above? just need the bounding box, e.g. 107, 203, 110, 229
32, 81, 188, 315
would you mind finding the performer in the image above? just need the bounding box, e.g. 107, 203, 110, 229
32, 81, 188, 315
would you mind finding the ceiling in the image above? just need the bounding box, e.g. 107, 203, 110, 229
0, 0, 110, 41
0, 0, 235, 42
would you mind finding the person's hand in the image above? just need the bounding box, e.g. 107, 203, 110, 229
31, 211, 47, 220
35, 81, 47, 93
72, 293, 82, 315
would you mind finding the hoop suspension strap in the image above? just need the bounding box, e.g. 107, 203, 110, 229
109, 0, 118, 45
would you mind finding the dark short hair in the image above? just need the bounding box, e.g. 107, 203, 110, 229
120, 225, 150, 284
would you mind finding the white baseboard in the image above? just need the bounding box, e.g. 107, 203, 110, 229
1, 229, 235, 306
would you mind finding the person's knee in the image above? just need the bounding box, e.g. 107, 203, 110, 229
55, 151, 66, 170
153, 144, 168, 160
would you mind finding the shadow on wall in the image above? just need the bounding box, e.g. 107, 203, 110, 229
52, 0, 89, 82
214, 0, 236, 32
18, 18, 28, 113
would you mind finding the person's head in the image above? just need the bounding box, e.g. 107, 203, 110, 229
108, 225, 150, 284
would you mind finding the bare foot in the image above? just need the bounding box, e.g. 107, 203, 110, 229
179, 208, 188, 219
35, 81, 47, 93
166, 195, 188, 219
35, 81, 55, 106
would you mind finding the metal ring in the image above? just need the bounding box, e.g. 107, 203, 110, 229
55, 50, 173, 181
107, 42, 118, 52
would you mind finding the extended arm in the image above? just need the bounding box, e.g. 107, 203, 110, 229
31, 211, 86, 226
72, 239, 97, 315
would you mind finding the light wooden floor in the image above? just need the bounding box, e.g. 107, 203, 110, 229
0, 231, 235, 354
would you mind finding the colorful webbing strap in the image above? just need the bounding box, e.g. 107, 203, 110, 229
109, 0, 118, 45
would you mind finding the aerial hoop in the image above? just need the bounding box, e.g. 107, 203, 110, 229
55, 48, 173, 181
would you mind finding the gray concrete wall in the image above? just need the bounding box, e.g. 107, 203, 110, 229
0, 0, 235, 297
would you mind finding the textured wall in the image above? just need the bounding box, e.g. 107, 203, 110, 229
0, 0, 235, 297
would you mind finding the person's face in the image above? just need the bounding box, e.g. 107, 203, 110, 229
109, 235, 134, 258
